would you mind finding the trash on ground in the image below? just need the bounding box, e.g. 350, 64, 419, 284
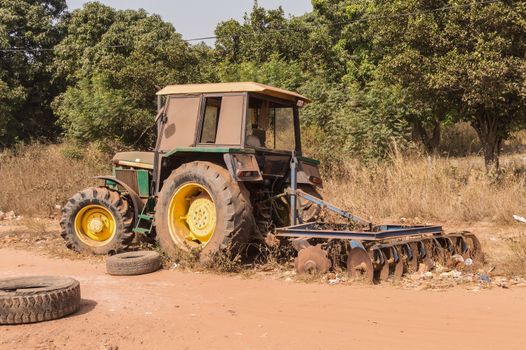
479, 274, 491, 283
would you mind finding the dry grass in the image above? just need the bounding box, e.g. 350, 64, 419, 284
499, 234, 526, 277
321, 152, 526, 225
0, 143, 110, 217
1, 142, 525, 277
2, 141, 525, 227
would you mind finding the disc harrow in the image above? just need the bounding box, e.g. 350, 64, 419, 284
280, 220, 483, 283
277, 163, 484, 284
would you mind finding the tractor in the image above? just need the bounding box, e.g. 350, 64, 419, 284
60, 82, 483, 282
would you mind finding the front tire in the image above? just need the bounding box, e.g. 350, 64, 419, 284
155, 161, 256, 262
60, 187, 134, 255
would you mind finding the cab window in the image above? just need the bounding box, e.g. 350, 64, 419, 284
245, 97, 295, 150
199, 97, 222, 143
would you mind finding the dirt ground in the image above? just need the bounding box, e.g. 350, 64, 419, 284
1, 220, 526, 349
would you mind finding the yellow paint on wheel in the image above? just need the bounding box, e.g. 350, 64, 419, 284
74, 205, 116, 246
168, 183, 216, 246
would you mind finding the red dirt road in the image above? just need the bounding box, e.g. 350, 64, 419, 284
1, 248, 525, 350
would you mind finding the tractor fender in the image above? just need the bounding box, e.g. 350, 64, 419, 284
94, 176, 144, 221
223, 153, 263, 182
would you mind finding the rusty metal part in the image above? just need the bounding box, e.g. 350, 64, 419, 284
406, 242, 420, 274
454, 236, 469, 258
463, 233, 483, 262
435, 236, 458, 268
347, 248, 374, 284
392, 247, 404, 281
294, 245, 331, 274
376, 249, 390, 281
435, 245, 448, 267
291, 238, 311, 252
425, 238, 448, 267
439, 237, 459, 268
422, 239, 439, 263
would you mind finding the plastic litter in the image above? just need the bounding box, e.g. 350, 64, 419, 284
479, 274, 491, 283
423, 272, 433, 280
513, 215, 526, 224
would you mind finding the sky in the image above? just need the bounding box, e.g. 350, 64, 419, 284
66, 1, 313, 42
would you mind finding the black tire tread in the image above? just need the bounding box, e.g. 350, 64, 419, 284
0, 276, 81, 325
59, 187, 134, 255
106, 251, 161, 276
155, 161, 257, 262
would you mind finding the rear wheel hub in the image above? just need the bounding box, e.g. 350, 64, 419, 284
74, 205, 116, 245
168, 183, 217, 246
185, 196, 216, 240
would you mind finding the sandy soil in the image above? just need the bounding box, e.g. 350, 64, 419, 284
1, 247, 526, 350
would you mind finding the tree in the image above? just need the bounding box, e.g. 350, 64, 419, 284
52, 3, 199, 147
215, 1, 311, 65
370, 0, 526, 171
0, 0, 67, 147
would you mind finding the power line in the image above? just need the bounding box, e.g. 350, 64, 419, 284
0, 0, 508, 51
183, 0, 503, 41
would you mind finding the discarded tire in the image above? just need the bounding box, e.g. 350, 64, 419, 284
0, 276, 81, 325
106, 250, 162, 276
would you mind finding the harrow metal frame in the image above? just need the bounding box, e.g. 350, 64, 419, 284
276, 221, 444, 241
279, 154, 444, 243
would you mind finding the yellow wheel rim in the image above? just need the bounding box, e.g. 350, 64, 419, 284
168, 183, 216, 247
74, 204, 116, 246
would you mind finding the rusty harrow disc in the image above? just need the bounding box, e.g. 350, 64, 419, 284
392, 247, 404, 281
406, 242, 420, 274
294, 245, 331, 274
347, 247, 374, 284
463, 233, 483, 262
373, 249, 390, 282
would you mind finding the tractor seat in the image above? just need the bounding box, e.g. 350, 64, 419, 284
112, 151, 154, 170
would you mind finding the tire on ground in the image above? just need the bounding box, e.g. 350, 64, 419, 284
60, 187, 134, 255
0, 276, 81, 325
106, 251, 162, 276
155, 161, 256, 262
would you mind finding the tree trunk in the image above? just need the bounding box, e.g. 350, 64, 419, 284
472, 112, 502, 174
413, 118, 441, 154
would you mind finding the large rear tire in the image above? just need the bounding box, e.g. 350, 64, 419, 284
155, 161, 256, 262
60, 187, 134, 255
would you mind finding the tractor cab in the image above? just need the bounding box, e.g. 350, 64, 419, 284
152, 82, 322, 192
155, 81, 307, 151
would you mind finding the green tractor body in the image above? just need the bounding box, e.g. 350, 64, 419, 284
61, 82, 322, 259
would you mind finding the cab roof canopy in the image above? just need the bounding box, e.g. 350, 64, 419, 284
156, 82, 310, 104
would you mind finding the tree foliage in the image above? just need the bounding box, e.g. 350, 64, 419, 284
0, 0, 67, 147
0, 0, 525, 170
369, 0, 526, 170
52, 3, 200, 147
